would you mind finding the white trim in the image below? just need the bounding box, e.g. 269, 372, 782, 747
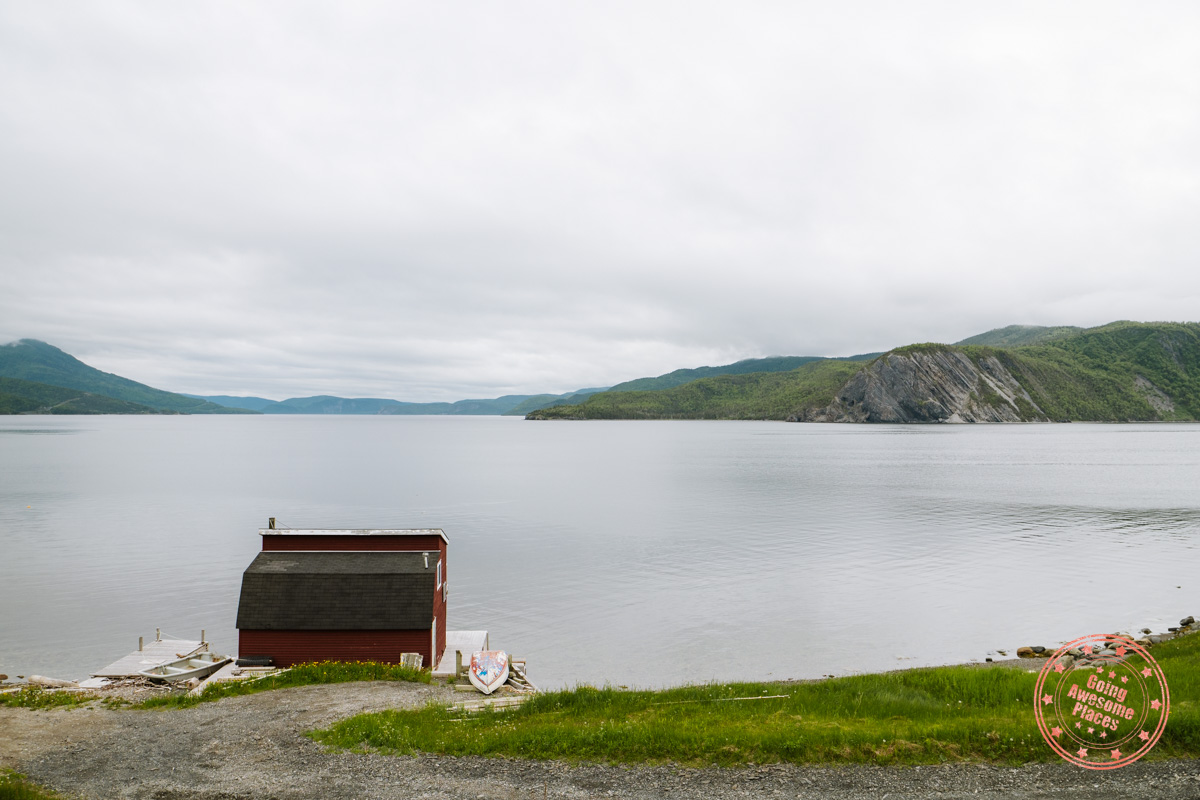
249, 550, 440, 573
259, 528, 448, 544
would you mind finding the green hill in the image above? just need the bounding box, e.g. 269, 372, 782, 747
0, 376, 167, 415
954, 324, 1083, 347
419, 395, 544, 415
607, 354, 880, 393
502, 388, 609, 416
529, 359, 867, 419
259, 394, 543, 415
508, 355, 881, 417
0, 340, 254, 414
184, 394, 278, 411
987, 321, 1200, 421
530, 322, 1200, 422
261, 396, 409, 414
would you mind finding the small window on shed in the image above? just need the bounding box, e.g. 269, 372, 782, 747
436, 559, 443, 589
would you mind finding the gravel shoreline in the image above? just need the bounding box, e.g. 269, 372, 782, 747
4, 680, 1200, 800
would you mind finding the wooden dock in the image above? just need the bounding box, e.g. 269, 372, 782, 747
91, 634, 207, 679
433, 630, 489, 677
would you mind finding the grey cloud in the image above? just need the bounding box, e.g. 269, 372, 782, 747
2, 2, 1200, 400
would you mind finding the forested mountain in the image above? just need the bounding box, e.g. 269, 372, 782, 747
0, 340, 252, 414
0, 376, 166, 415
530, 322, 1200, 423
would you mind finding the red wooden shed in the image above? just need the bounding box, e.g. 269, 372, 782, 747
236, 527, 448, 668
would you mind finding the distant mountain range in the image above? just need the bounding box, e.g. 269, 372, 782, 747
179, 355, 892, 415
529, 322, 1200, 422
0, 338, 612, 416
180, 394, 277, 412
500, 355, 882, 417
0, 340, 251, 414
227, 394, 578, 416
8, 323, 1192, 421
166, 354, 890, 415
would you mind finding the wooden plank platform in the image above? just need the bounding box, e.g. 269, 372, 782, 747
92, 639, 206, 678
187, 661, 241, 695
449, 694, 532, 713
434, 630, 489, 676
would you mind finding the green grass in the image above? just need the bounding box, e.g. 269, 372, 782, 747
311, 633, 1200, 767
0, 771, 61, 800
889, 342, 953, 357
0, 687, 91, 709
135, 660, 430, 709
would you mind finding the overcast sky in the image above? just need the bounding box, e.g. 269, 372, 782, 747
2, 3, 1199, 401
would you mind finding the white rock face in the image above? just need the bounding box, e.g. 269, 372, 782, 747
796, 349, 1049, 423
1134, 375, 1175, 415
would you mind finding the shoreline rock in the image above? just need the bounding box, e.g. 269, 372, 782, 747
1009, 614, 1197, 663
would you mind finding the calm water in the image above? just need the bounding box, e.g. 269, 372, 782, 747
1, 416, 1198, 688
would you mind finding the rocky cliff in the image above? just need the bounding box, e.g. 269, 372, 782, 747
531, 322, 1200, 423
794, 347, 1048, 423
791, 329, 1199, 423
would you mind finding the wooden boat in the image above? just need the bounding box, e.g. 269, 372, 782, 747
138, 652, 230, 683
468, 650, 509, 695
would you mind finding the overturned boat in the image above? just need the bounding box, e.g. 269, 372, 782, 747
468, 650, 509, 695
138, 652, 231, 683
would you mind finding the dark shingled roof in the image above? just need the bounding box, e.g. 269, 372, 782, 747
236, 551, 437, 631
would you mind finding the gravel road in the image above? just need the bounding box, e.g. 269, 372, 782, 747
3, 681, 1199, 799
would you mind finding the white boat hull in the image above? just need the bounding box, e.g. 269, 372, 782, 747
468, 650, 509, 695
138, 652, 231, 683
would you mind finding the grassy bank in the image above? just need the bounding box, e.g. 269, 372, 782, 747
0, 688, 92, 710
136, 660, 429, 709
312, 633, 1199, 767
0, 771, 61, 800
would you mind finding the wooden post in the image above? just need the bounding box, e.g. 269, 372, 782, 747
156, 628, 160, 642
455, 650, 463, 677
201, 629, 206, 645
138, 636, 143, 652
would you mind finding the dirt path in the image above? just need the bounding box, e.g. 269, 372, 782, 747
3, 682, 1199, 799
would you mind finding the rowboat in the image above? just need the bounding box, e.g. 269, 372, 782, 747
468, 650, 509, 694
138, 652, 231, 683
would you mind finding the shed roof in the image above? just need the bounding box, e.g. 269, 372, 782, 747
236, 551, 438, 631
259, 528, 448, 544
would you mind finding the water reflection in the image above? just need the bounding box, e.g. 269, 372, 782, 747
1, 417, 1198, 687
